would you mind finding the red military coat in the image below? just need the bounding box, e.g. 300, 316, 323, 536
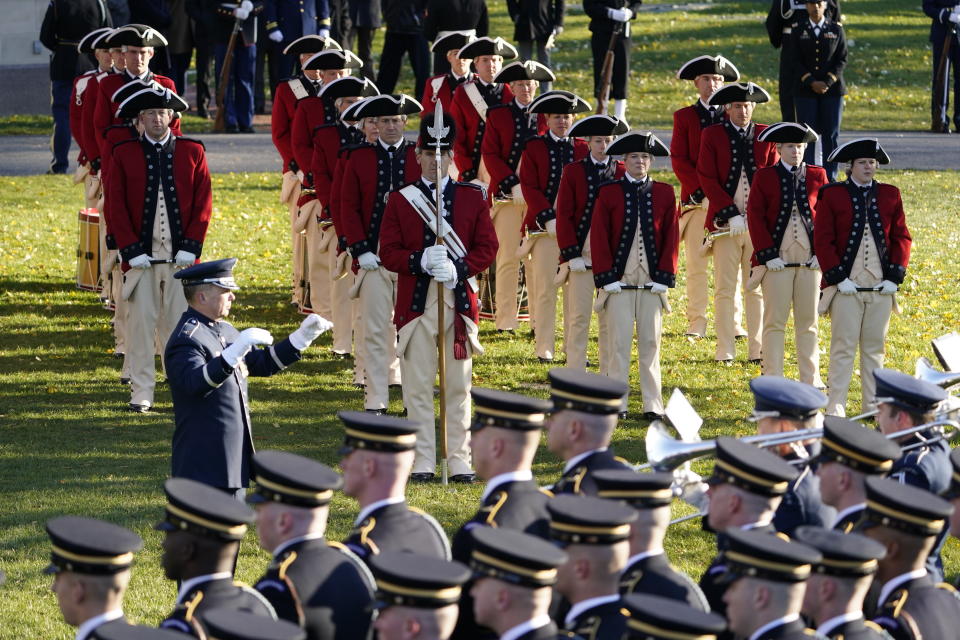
813, 180, 911, 287
339, 141, 421, 268
291, 95, 327, 186
70, 69, 99, 165
450, 81, 513, 180
272, 76, 320, 173
520, 135, 589, 232
380, 180, 498, 330
312, 123, 363, 221
671, 101, 726, 203
697, 121, 779, 231
420, 72, 473, 116
556, 157, 625, 263
747, 162, 828, 267
94, 71, 178, 166
107, 136, 212, 270
81, 70, 113, 168
481, 102, 546, 200
590, 178, 680, 288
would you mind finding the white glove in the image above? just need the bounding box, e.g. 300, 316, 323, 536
880, 279, 898, 295
234, 7, 250, 20
545, 219, 557, 236
837, 278, 858, 295
727, 214, 747, 236
317, 27, 331, 39
808, 255, 820, 270
221, 327, 274, 366
766, 257, 787, 271
357, 251, 380, 271
510, 183, 525, 203
646, 282, 668, 294
289, 313, 333, 350
568, 257, 587, 272
129, 254, 152, 269
268, 30, 284, 43
431, 259, 456, 283
296, 170, 305, 184
603, 281, 623, 294
675, 468, 710, 512
949, 10, 960, 23
174, 250, 196, 267
421, 245, 448, 271
240, 0, 253, 10
607, 7, 633, 21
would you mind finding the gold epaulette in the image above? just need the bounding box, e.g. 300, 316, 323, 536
278, 550, 298, 580
483, 491, 509, 526
183, 591, 204, 621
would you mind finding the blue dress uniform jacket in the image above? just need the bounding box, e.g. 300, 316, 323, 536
565, 599, 628, 640
264, 0, 331, 45
552, 450, 634, 496
752, 617, 826, 639
832, 505, 865, 533
871, 575, 960, 640
254, 537, 375, 640
85, 616, 129, 640
619, 553, 710, 611
785, 18, 847, 98
821, 617, 892, 640
773, 451, 835, 537
160, 576, 277, 636
343, 501, 451, 563
164, 308, 302, 489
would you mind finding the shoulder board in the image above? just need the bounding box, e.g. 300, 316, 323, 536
539, 487, 555, 498
457, 181, 487, 200
183, 590, 204, 621
179, 317, 200, 338
327, 540, 377, 591
613, 455, 630, 464
176, 136, 206, 149
937, 581, 960, 594
409, 506, 453, 560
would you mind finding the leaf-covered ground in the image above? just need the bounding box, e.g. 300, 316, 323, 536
1, 167, 958, 635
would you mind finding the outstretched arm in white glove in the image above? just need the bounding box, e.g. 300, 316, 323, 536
221, 328, 274, 366
289, 313, 333, 350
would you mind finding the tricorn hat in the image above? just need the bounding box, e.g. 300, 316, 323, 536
568, 114, 629, 138
827, 138, 891, 164
115, 86, 189, 119
319, 76, 380, 100
283, 34, 341, 55
494, 60, 556, 83
431, 31, 476, 54
78, 27, 114, 53
458, 36, 519, 60
676, 54, 740, 81
303, 49, 363, 71
349, 93, 423, 118
527, 90, 591, 115
708, 82, 771, 106
110, 24, 168, 48
604, 131, 670, 157
758, 122, 820, 144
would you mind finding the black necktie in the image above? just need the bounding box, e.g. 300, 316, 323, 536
387, 145, 397, 155
428, 182, 435, 191
154, 143, 163, 154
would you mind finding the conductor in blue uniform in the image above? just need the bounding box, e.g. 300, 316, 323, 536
165, 257, 332, 498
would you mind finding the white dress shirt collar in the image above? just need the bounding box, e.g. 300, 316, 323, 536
355, 495, 405, 526
624, 548, 665, 568
500, 615, 553, 640
625, 172, 649, 185
421, 175, 451, 193
850, 176, 873, 189
76, 609, 123, 640
144, 131, 172, 147
273, 531, 326, 558
832, 502, 865, 527
379, 137, 404, 152
481, 470, 533, 502
549, 130, 569, 144
749, 614, 800, 640
563, 448, 606, 474
781, 160, 802, 173
817, 611, 865, 637
877, 568, 927, 607
176, 572, 233, 604
810, 16, 827, 30
564, 594, 621, 627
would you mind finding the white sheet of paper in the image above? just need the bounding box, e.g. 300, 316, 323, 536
665, 388, 703, 442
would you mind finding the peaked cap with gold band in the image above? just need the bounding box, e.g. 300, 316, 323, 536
860, 476, 953, 537
44, 516, 144, 575
470, 387, 552, 432
793, 526, 886, 578
676, 54, 741, 82
815, 416, 901, 474
593, 469, 675, 509
370, 552, 471, 609
873, 368, 947, 413
282, 34, 341, 55
547, 494, 636, 545
246, 449, 342, 508
548, 368, 628, 415
469, 527, 567, 588
719, 527, 822, 584
174, 258, 240, 290
707, 436, 799, 497
154, 478, 255, 541
621, 593, 727, 640
202, 608, 306, 640
110, 24, 169, 48
337, 410, 418, 454
944, 446, 960, 499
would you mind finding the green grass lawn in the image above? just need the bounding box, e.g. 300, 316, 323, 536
0, 0, 940, 137
1, 167, 958, 636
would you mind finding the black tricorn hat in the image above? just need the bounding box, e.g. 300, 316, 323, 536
319, 76, 380, 100
303, 49, 363, 71
676, 54, 740, 81
110, 24, 169, 48
494, 60, 556, 83
758, 122, 820, 144
115, 86, 189, 119
527, 90, 591, 115
827, 138, 891, 164
708, 82, 771, 106
349, 93, 423, 117
283, 34, 341, 55
568, 114, 629, 138
458, 36, 519, 60
78, 27, 114, 53
417, 111, 456, 150
431, 31, 476, 54
604, 131, 670, 157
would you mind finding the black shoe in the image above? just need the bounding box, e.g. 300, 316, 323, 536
128, 403, 150, 413
47, 166, 68, 175
618, 411, 628, 420
239, 126, 256, 133
748, 358, 762, 365
410, 472, 435, 483
641, 412, 664, 422
450, 473, 479, 484
932, 122, 951, 133
397, 408, 408, 417
331, 351, 352, 360
537, 356, 554, 364
120, 377, 131, 385
113, 352, 125, 359
225, 124, 239, 133
352, 382, 365, 389
389, 383, 402, 389
365, 408, 386, 416
735, 334, 746, 341
585, 360, 593, 368
496, 329, 515, 334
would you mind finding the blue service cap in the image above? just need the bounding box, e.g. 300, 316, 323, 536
174, 258, 240, 290
748, 376, 827, 421
873, 368, 947, 413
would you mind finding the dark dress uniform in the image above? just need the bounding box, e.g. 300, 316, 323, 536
161, 577, 277, 636
165, 304, 303, 491
923, 0, 960, 133
773, 451, 833, 537
263, 0, 332, 79
832, 505, 865, 533
565, 599, 627, 639
699, 523, 776, 621
619, 553, 709, 611
423, 0, 490, 74
765, 0, 841, 121
212, 1, 265, 131
583, 0, 642, 101
552, 449, 634, 496
377, 0, 430, 96
818, 617, 891, 640
784, 17, 847, 180
872, 574, 960, 640
343, 500, 451, 562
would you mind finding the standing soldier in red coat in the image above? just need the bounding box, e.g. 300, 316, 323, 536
380, 113, 499, 483
340, 94, 423, 414
671, 54, 739, 340
420, 32, 476, 116
519, 91, 591, 362
748, 122, 827, 385
450, 37, 519, 183
813, 139, 911, 416
480, 60, 552, 332
271, 35, 344, 307
698, 82, 779, 364
108, 87, 211, 413
555, 114, 627, 373
591, 132, 678, 420
71, 28, 113, 200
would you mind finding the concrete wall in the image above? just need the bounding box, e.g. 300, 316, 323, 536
1, 0, 50, 67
